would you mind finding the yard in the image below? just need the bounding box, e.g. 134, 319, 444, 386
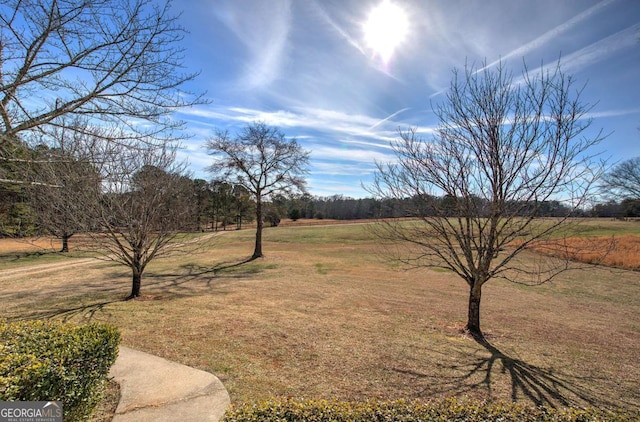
1, 219, 639, 411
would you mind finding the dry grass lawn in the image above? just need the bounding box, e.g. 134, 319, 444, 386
1, 220, 640, 412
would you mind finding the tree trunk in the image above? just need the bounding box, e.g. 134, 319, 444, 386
252, 196, 263, 259
60, 234, 70, 253
128, 269, 142, 299
466, 281, 483, 339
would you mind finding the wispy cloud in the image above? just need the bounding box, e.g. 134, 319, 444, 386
306, 177, 370, 197
311, 145, 395, 165
214, 0, 292, 89
486, 0, 617, 70
557, 22, 640, 74
179, 104, 430, 146
176, 143, 211, 175
430, 0, 621, 98
509, 22, 640, 89
586, 106, 640, 120
307, 0, 365, 56
311, 161, 376, 176
369, 108, 411, 130
431, 19, 640, 101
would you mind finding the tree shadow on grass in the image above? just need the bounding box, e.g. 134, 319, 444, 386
0, 250, 47, 259
391, 336, 632, 411
6, 257, 258, 323
143, 256, 267, 292
0, 250, 62, 265
15, 299, 126, 323
184, 256, 258, 277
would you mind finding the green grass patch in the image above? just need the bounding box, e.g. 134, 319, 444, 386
264, 224, 375, 245
314, 263, 336, 274
545, 218, 640, 238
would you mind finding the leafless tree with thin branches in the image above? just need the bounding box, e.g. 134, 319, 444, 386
206, 122, 310, 259
370, 61, 606, 339
600, 156, 640, 201
0, 0, 203, 186
28, 124, 103, 251
78, 142, 197, 299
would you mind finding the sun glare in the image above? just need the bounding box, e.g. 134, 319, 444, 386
363, 0, 409, 64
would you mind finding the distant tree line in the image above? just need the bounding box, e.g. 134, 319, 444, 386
590, 199, 640, 219
278, 194, 640, 221
5, 173, 640, 240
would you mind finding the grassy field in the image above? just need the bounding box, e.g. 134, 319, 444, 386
1, 219, 640, 411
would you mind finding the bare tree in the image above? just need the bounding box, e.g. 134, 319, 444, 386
600, 157, 640, 200
206, 122, 310, 259
28, 125, 104, 251
0, 0, 202, 186
81, 144, 195, 299
371, 61, 605, 339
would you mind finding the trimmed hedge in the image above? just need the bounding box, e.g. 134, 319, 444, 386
223, 397, 637, 422
0, 319, 120, 421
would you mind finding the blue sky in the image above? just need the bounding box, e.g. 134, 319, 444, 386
171, 0, 640, 198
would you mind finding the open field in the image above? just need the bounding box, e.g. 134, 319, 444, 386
1, 219, 640, 411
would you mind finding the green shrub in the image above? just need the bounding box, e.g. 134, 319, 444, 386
223, 397, 637, 422
0, 319, 120, 421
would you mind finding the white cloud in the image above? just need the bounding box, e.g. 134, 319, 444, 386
311, 161, 377, 176
484, 0, 617, 71
311, 145, 395, 164
558, 22, 640, 74
306, 0, 366, 56
179, 104, 434, 146
585, 107, 640, 120
306, 177, 370, 198
214, 0, 292, 89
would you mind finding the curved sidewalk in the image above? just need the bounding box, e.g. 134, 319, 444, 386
109, 346, 230, 421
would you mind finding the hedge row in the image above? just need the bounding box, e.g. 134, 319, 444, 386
0, 319, 120, 421
223, 397, 637, 422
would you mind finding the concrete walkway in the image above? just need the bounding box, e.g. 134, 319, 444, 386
109, 346, 230, 421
